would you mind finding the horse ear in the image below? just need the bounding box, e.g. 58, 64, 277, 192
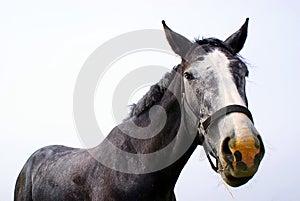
224, 18, 249, 54
162, 20, 193, 58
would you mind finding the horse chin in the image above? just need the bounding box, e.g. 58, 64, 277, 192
220, 170, 253, 187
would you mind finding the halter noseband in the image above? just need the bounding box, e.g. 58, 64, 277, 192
199, 104, 253, 135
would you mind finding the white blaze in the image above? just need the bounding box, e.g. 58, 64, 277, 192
204, 50, 252, 132
203, 49, 245, 108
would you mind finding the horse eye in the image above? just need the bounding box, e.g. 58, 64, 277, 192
184, 72, 195, 80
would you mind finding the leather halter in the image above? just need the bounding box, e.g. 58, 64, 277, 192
199, 104, 253, 135
178, 65, 254, 173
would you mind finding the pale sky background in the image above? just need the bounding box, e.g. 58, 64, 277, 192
1, 0, 300, 200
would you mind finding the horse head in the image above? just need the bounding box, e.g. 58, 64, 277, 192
163, 19, 265, 187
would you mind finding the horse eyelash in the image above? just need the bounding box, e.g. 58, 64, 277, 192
184, 72, 195, 80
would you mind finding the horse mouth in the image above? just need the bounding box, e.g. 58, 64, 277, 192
221, 171, 253, 187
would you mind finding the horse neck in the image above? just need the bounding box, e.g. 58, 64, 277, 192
96, 71, 199, 189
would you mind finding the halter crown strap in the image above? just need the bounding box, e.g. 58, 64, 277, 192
202, 104, 253, 131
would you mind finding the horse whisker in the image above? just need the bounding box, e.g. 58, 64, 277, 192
221, 180, 235, 199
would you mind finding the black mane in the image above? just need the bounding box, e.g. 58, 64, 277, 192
128, 68, 178, 118
195, 38, 236, 55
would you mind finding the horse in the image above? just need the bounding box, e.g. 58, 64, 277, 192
14, 18, 265, 201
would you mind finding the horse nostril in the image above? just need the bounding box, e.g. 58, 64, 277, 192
257, 135, 265, 155
234, 151, 242, 162
221, 137, 234, 162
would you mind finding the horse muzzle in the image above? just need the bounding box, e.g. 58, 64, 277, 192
219, 130, 265, 187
